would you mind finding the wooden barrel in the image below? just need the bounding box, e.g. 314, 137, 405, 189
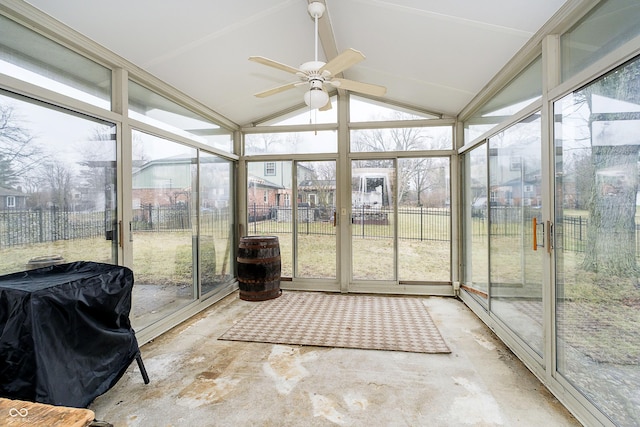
237, 236, 281, 301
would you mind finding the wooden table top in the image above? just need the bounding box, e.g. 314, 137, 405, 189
0, 397, 95, 427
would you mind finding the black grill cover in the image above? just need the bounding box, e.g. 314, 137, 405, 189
0, 261, 140, 408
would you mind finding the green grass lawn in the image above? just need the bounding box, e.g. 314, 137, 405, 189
0, 237, 114, 276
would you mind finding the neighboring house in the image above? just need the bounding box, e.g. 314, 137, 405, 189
247, 161, 314, 189
0, 186, 27, 210
132, 156, 193, 208
247, 175, 284, 221
248, 161, 290, 189
298, 179, 336, 207
67, 187, 104, 212
488, 146, 542, 207
247, 164, 396, 211
246, 161, 315, 209
490, 176, 541, 207
132, 155, 233, 210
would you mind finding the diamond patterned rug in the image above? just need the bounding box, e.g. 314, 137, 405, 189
219, 292, 451, 354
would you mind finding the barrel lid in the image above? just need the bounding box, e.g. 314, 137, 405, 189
241, 235, 278, 241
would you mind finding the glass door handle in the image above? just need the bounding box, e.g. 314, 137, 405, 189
533, 218, 544, 251
533, 218, 553, 253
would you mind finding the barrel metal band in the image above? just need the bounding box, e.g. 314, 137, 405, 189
237, 256, 281, 264
239, 243, 279, 249
237, 276, 280, 283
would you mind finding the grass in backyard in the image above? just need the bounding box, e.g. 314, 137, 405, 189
133, 231, 232, 284
398, 239, 450, 281
559, 298, 640, 365
0, 237, 113, 276
0, 231, 233, 284
297, 234, 337, 278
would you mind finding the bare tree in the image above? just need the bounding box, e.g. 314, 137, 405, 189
245, 133, 280, 154
399, 158, 448, 207
285, 132, 302, 149
579, 60, 640, 276
0, 104, 42, 188
41, 161, 74, 209
352, 126, 427, 152
76, 126, 117, 210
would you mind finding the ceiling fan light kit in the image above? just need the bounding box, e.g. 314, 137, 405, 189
249, 2, 386, 111
304, 84, 329, 109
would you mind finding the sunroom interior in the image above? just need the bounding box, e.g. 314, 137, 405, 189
1, 0, 639, 425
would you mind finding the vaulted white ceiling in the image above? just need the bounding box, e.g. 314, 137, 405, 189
24, 0, 568, 127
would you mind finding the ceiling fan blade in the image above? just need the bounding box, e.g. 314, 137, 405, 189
331, 78, 387, 97
319, 101, 332, 111
320, 48, 365, 76
254, 82, 298, 98
249, 56, 301, 74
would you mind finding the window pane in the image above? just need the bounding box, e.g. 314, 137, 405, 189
128, 80, 232, 152
561, 0, 640, 82
351, 126, 452, 152
0, 89, 117, 274
397, 157, 450, 282
489, 114, 543, 357
464, 57, 542, 143
0, 15, 111, 109
350, 95, 439, 122
257, 97, 337, 125
246, 161, 293, 277
463, 145, 489, 304
131, 131, 197, 329
199, 153, 233, 295
554, 56, 640, 427
296, 161, 336, 279
244, 131, 337, 155
351, 159, 395, 281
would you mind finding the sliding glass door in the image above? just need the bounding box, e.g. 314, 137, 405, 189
199, 153, 234, 295
296, 161, 337, 279
131, 131, 197, 329
554, 57, 640, 427
488, 115, 544, 357
397, 157, 450, 282
245, 160, 337, 281
351, 159, 396, 281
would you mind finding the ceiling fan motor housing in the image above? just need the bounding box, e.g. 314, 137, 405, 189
308, 79, 323, 90
300, 60, 326, 72
308, 2, 326, 19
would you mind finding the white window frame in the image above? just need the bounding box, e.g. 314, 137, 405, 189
265, 162, 276, 176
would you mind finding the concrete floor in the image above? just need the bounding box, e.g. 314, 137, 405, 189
89, 292, 580, 426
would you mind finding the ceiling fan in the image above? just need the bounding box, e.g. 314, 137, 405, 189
249, 1, 386, 111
